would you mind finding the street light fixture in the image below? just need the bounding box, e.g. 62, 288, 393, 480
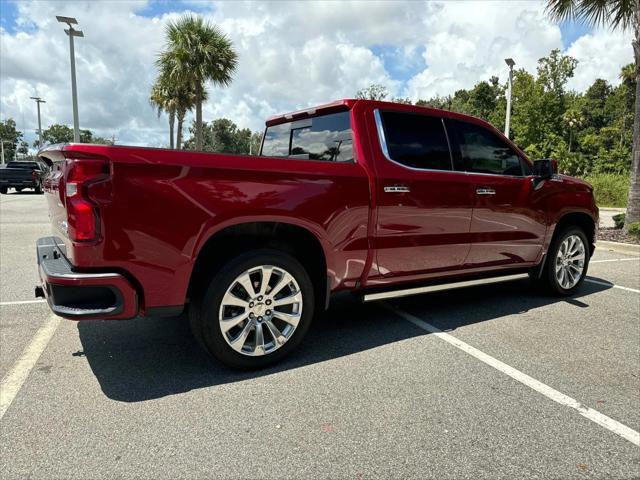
504, 58, 515, 139
30, 96, 46, 149
56, 15, 83, 143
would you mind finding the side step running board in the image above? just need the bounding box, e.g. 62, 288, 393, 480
362, 273, 529, 302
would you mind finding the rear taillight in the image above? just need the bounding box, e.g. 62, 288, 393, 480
64, 158, 110, 242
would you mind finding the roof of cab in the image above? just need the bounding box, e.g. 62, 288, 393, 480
265, 98, 494, 130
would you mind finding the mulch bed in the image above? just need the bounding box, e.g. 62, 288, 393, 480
598, 228, 640, 245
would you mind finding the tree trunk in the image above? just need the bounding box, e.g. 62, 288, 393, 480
195, 84, 203, 151
168, 111, 175, 150
625, 17, 640, 231
176, 111, 184, 150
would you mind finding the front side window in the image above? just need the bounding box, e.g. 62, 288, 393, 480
452, 120, 523, 176
261, 111, 353, 162
380, 111, 452, 171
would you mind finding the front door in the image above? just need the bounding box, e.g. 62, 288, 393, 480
372, 109, 474, 279
448, 118, 546, 267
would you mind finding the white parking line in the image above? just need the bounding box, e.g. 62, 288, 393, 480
590, 258, 639, 264
383, 303, 640, 447
0, 299, 46, 306
0, 315, 60, 421
585, 278, 640, 294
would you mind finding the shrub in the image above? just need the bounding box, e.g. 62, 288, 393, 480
583, 173, 628, 208
628, 222, 640, 238
613, 213, 625, 229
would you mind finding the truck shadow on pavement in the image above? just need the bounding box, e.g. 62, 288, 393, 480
77, 278, 611, 402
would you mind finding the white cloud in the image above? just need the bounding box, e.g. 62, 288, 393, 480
0, 0, 633, 149
566, 28, 634, 91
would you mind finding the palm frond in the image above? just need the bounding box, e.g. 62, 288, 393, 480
545, 0, 635, 31
545, 0, 579, 23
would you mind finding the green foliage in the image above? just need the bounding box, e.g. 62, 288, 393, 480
17, 140, 29, 156
628, 222, 640, 237
39, 124, 113, 146
545, 0, 635, 31
157, 14, 238, 150
377, 51, 634, 178
583, 173, 629, 208
184, 117, 259, 155
0, 118, 23, 161
613, 212, 626, 229
356, 84, 389, 101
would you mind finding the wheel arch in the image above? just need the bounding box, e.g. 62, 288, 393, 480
550, 211, 596, 256
187, 221, 330, 311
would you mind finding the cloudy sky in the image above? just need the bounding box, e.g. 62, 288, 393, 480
0, 0, 633, 149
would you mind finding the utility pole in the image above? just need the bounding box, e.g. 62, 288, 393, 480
1, 139, 5, 165
56, 16, 83, 143
504, 58, 515, 139
30, 96, 46, 149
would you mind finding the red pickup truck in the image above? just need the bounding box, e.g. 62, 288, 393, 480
36, 99, 598, 368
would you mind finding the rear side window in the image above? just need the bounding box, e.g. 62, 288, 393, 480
261, 111, 353, 162
452, 120, 523, 176
380, 111, 452, 171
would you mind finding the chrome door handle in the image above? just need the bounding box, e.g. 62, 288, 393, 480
384, 185, 410, 193
476, 187, 496, 195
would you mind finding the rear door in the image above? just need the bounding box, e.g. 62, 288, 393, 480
448, 118, 546, 267
372, 109, 474, 278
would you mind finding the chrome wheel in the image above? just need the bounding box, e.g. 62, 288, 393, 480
555, 234, 586, 290
218, 265, 303, 356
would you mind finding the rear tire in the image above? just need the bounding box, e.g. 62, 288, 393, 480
35, 185, 43, 194
0, 187, 7, 194
533, 226, 590, 296
15, 187, 23, 193
189, 249, 315, 369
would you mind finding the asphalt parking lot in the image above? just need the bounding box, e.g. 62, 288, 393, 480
1, 193, 639, 479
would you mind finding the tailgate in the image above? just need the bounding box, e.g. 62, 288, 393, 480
38, 148, 68, 243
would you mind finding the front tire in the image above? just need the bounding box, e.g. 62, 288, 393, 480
190, 249, 315, 369
535, 226, 590, 296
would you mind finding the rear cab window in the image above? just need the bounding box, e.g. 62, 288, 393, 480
261, 111, 353, 162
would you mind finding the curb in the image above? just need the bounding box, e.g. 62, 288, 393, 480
597, 240, 640, 256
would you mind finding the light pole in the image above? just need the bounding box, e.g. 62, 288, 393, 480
30, 96, 46, 149
56, 15, 83, 143
504, 58, 515, 139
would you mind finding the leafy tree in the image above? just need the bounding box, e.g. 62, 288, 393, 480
184, 117, 259, 155
150, 80, 176, 149
150, 72, 199, 150
250, 131, 263, 155
356, 84, 389, 100
38, 124, 111, 146
0, 118, 23, 162
158, 15, 238, 151
17, 140, 29, 157
545, 0, 638, 229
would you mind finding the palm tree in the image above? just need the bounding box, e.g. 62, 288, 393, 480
174, 81, 200, 150
150, 80, 176, 149
157, 15, 238, 151
546, 0, 639, 231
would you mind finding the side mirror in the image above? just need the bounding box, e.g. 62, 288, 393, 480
533, 159, 557, 179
